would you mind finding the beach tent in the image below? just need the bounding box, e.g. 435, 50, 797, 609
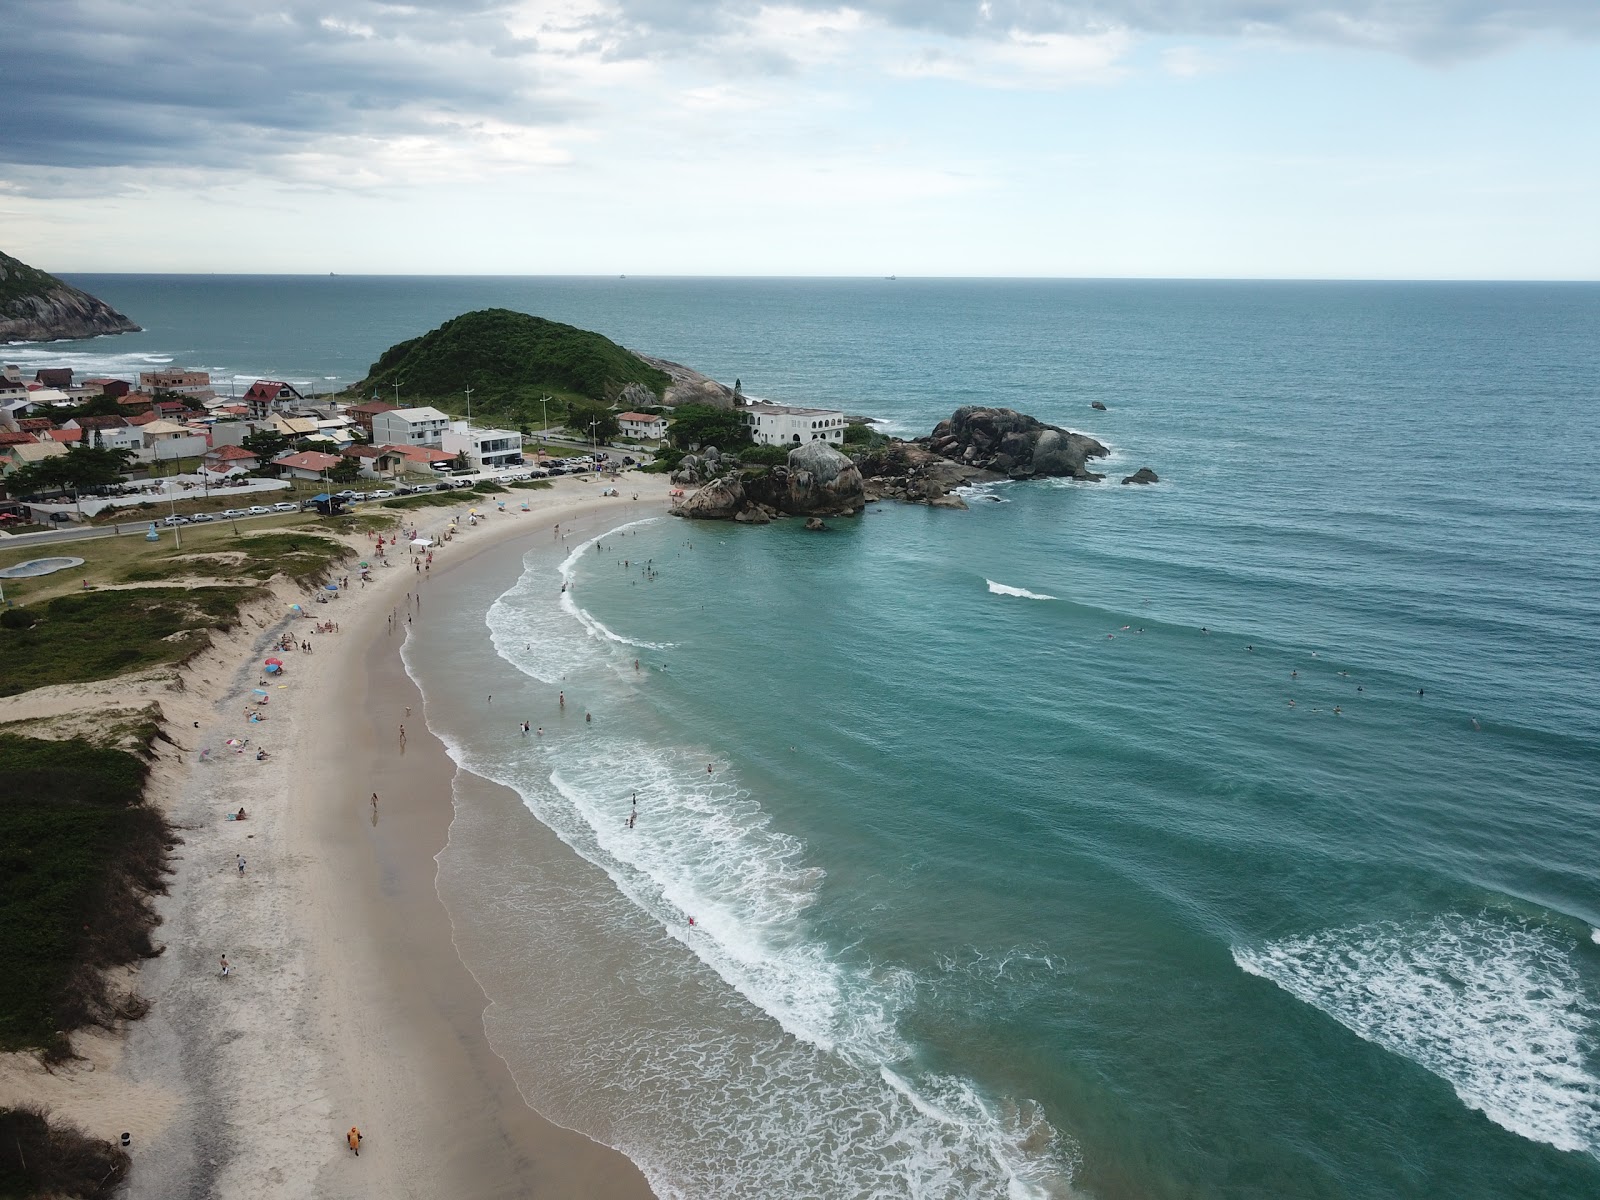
410, 538, 432, 548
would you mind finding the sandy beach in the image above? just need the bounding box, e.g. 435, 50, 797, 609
1, 476, 665, 1198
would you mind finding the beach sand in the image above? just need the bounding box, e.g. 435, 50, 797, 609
1, 476, 665, 1198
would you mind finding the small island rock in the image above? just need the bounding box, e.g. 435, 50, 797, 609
1121, 467, 1160, 486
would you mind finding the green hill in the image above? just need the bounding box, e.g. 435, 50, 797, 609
353, 309, 669, 426
0, 249, 140, 342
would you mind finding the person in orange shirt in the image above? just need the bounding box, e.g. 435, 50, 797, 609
347, 1126, 363, 1156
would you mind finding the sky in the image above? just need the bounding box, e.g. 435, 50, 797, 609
3, 1, 1598, 278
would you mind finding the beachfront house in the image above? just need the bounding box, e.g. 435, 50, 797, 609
242, 379, 306, 421
441, 422, 524, 471
616, 411, 667, 441
63, 415, 143, 454
371, 406, 451, 449
340, 444, 409, 480
139, 369, 212, 398
740, 402, 847, 446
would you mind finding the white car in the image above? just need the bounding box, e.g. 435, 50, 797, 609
248, 505, 272, 515
271, 501, 296, 512
221, 508, 246, 518
368, 489, 395, 499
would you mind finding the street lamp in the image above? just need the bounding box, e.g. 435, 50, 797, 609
589, 420, 599, 476
539, 395, 550, 452
393, 380, 402, 407
464, 385, 473, 427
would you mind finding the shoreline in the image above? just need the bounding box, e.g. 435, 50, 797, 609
1, 477, 667, 1197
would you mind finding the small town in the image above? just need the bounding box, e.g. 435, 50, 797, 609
0, 363, 853, 529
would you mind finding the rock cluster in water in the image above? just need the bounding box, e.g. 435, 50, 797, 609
672, 441, 866, 522
672, 405, 1150, 522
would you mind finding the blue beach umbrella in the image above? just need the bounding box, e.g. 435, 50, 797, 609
324, 583, 339, 592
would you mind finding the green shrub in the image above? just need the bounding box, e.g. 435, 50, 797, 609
0, 608, 38, 630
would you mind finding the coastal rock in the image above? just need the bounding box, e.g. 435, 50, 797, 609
618, 381, 656, 409
1091, 401, 1108, 411
734, 507, 771, 524
923, 406, 1107, 481
0, 249, 140, 342
1121, 467, 1160, 486
804, 517, 827, 531
673, 476, 745, 520
637, 354, 738, 409
767, 441, 866, 516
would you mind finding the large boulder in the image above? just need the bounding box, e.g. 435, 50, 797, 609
774, 441, 866, 516
1121, 467, 1160, 486
637, 355, 738, 409
925, 407, 1107, 480
672, 476, 745, 520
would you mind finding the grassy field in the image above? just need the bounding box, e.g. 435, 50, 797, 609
0, 586, 261, 697
0, 733, 169, 1057
117, 532, 352, 586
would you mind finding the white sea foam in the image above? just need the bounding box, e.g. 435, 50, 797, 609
1234, 914, 1600, 1157
555, 521, 673, 651
987, 580, 1056, 601
1592, 927, 1600, 946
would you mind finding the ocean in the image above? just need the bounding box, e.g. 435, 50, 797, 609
29, 276, 1600, 1198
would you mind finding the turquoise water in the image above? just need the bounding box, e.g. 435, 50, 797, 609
33, 278, 1600, 1196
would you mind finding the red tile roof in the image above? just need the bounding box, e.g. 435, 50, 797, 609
0, 431, 38, 446
206, 444, 259, 462
47, 428, 83, 443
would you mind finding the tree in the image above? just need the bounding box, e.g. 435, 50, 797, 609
450, 450, 471, 471
669, 403, 751, 451
329, 458, 361, 484
5, 444, 133, 498
566, 401, 619, 443
241, 428, 291, 462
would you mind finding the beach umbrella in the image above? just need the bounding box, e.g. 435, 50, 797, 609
289, 603, 302, 611
324, 582, 339, 592
358, 561, 369, 569
264, 657, 283, 666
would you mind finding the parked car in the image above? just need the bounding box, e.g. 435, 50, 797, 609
433, 482, 453, 492
369, 489, 394, 499
271, 501, 297, 512
221, 508, 247, 518
248, 505, 272, 515
189, 512, 216, 523
161, 515, 190, 526
334, 489, 357, 500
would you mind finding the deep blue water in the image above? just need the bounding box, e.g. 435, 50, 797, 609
30, 277, 1600, 1197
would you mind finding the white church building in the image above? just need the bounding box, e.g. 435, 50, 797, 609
740, 402, 847, 446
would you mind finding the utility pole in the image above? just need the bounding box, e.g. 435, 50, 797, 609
539, 396, 550, 456
393, 380, 402, 408
464, 386, 473, 428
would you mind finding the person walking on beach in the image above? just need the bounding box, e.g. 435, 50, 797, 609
347, 1126, 362, 1156
219, 954, 230, 977
371, 792, 379, 812
236, 854, 247, 875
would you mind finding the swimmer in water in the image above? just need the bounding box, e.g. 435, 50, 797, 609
1291, 670, 1298, 678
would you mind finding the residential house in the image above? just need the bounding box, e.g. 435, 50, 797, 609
83, 378, 131, 399
34, 368, 73, 389
1, 439, 68, 476
440, 422, 524, 471
344, 399, 398, 435
46, 428, 83, 445
138, 419, 208, 463
242, 379, 306, 420
63, 415, 143, 454
271, 450, 342, 482
739, 402, 847, 447
616, 411, 667, 440
387, 444, 456, 475
341, 444, 408, 480
201, 444, 260, 477
0, 431, 38, 448
269, 413, 322, 442
139, 369, 212, 397
370, 406, 450, 449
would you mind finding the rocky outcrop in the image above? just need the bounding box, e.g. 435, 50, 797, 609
670, 446, 725, 485
924, 407, 1107, 481
636, 355, 738, 409
855, 440, 986, 509
1121, 467, 1159, 486
672, 442, 865, 522
0, 250, 140, 342
675, 476, 746, 520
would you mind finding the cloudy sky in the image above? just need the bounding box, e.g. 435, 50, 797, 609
4, 1, 1597, 277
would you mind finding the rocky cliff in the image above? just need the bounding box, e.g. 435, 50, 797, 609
925, 406, 1107, 480
0, 250, 140, 342
636, 355, 739, 409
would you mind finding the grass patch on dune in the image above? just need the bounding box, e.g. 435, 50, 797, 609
117, 533, 351, 587
0, 1105, 130, 1198
0, 734, 174, 1057
0, 586, 261, 697
506, 479, 554, 491
376, 491, 464, 511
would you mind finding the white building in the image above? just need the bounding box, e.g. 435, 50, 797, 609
441, 421, 524, 471
617, 411, 667, 440
371, 406, 451, 449
740, 403, 847, 447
